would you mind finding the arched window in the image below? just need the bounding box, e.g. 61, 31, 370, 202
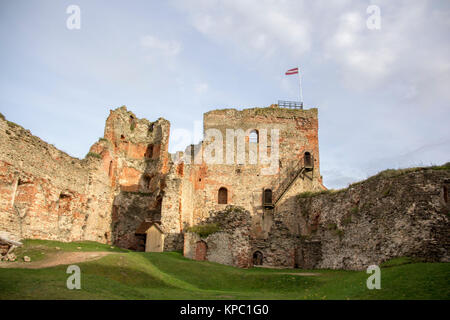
263, 189, 273, 206
143, 175, 151, 191
130, 115, 136, 131
304, 152, 312, 167
218, 187, 228, 204
145, 144, 154, 159
253, 251, 263, 265
156, 195, 163, 211
108, 161, 113, 177
249, 129, 259, 143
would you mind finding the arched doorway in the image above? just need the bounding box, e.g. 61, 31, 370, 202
304, 152, 313, 169
263, 189, 273, 207
253, 251, 263, 266
195, 241, 207, 261
218, 187, 228, 204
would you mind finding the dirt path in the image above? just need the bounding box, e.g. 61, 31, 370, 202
0, 251, 118, 269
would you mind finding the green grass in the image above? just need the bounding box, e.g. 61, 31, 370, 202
186, 223, 221, 238
380, 257, 418, 268
12, 239, 128, 262
297, 189, 335, 200
85, 152, 102, 159
0, 240, 449, 300
349, 162, 450, 188
6, 120, 20, 128
297, 163, 450, 201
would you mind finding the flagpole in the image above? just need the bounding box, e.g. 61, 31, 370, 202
298, 67, 303, 108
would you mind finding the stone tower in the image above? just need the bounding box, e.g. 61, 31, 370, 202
160, 105, 325, 252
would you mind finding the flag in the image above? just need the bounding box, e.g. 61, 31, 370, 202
285, 67, 299, 75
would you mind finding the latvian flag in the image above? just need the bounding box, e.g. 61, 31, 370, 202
285, 67, 299, 75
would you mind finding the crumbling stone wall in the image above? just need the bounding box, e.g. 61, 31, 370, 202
96, 107, 170, 250
183, 205, 300, 268
0, 115, 113, 243
250, 213, 298, 267
184, 206, 252, 268
112, 192, 161, 250
296, 168, 450, 270
184, 168, 449, 270
0, 107, 170, 248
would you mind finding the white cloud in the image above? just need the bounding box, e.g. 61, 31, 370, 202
331, 12, 364, 48
195, 82, 209, 94
140, 35, 182, 56
173, 0, 311, 59
174, 0, 449, 95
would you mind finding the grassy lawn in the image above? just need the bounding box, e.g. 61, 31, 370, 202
0, 240, 449, 300
11, 239, 128, 262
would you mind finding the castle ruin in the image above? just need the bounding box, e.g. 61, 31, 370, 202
0, 105, 448, 270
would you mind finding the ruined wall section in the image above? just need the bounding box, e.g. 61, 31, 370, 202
185, 106, 323, 238
183, 167, 449, 270
94, 106, 171, 250
0, 107, 171, 249
0, 115, 112, 242
296, 168, 450, 270
250, 214, 298, 267
273, 170, 325, 238
184, 206, 252, 267
160, 146, 206, 251
78, 153, 115, 243
160, 161, 184, 251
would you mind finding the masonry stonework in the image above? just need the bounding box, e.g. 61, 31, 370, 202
295, 169, 450, 270
185, 168, 449, 269
164, 106, 325, 246
1, 105, 448, 270
0, 106, 169, 249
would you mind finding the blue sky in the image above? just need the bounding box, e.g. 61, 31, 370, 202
0, 0, 449, 189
